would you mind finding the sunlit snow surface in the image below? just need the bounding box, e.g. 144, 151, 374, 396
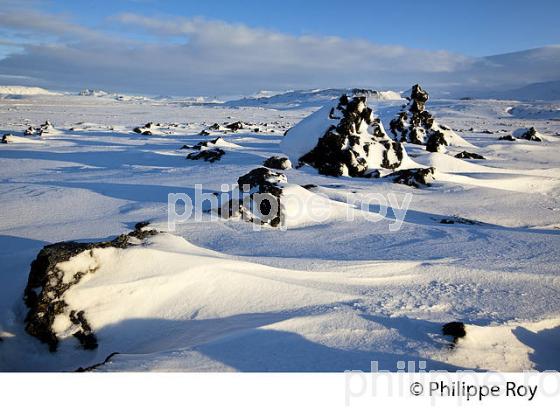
0, 94, 559, 372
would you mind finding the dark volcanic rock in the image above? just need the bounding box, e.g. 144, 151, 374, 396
301, 184, 318, 190
225, 121, 245, 131
442, 321, 466, 342
387, 167, 435, 188
221, 167, 287, 227
76, 352, 120, 372
389, 84, 460, 149
69, 310, 98, 350
133, 122, 155, 135
298, 95, 404, 177
454, 151, 485, 160
439, 216, 480, 225
498, 135, 516, 141
187, 148, 225, 163
23, 121, 53, 137
199, 129, 210, 136
192, 137, 226, 150
263, 156, 292, 170
23, 223, 157, 352
1, 133, 11, 143
426, 131, 448, 153
514, 127, 542, 142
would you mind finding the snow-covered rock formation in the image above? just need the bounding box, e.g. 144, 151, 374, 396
23, 223, 158, 351
21, 120, 58, 137
389, 84, 472, 152
281, 95, 417, 177
512, 127, 546, 141
219, 167, 347, 228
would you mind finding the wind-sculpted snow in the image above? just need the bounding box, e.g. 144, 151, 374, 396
23, 223, 158, 351
0, 93, 560, 372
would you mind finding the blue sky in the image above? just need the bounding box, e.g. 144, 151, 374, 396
44, 0, 560, 56
0, 0, 559, 95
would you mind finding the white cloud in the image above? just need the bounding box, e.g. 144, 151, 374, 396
0, 10, 557, 96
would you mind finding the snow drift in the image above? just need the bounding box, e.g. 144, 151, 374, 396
0, 86, 59, 96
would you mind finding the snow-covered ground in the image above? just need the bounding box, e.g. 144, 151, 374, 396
0, 93, 559, 372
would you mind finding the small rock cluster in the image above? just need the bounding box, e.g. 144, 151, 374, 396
184, 137, 228, 162
24, 120, 54, 136
23, 222, 157, 351
207, 121, 252, 133
133, 122, 155, 135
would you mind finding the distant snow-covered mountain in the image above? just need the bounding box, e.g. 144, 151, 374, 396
0, 85, 59, 96
484, 81, 560, 101
224, 88, 404, 108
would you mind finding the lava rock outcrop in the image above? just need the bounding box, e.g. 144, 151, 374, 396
23, 223, 157, 352
220, 167, 287, 227
390, 85, 466, 152
287, 95, 406, 177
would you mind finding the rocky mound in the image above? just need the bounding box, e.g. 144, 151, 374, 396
263, 156, 292, 170
23, 223, 157, 352
220, 167, 287, 227
389, 84, 471, 152
512, 127, 544, 142
281, 95, 416, 177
